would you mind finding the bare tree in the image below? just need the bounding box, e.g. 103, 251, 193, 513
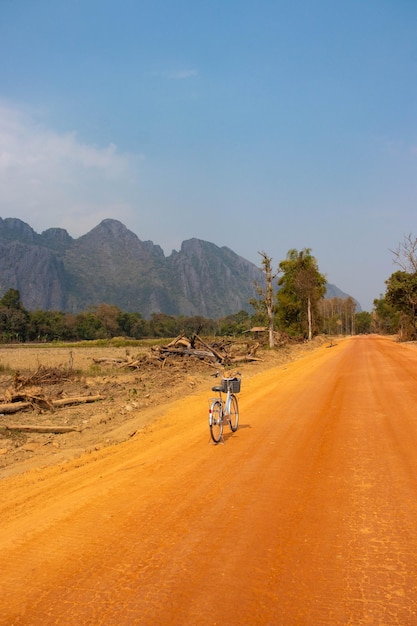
254, 251, 278, 348
390, 233, 417, 273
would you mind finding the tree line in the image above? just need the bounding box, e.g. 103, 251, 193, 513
0, 246, 374, 344
251, 248, 374, 347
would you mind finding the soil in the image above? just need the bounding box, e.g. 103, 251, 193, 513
2, 335, 417, 624
0, 337, 325, 479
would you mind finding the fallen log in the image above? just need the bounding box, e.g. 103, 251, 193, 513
0, 402, 31, 414
194, 334, 225, 362
4, 425, 81, 434
227, 355, 263, 363
52, 395, 104, 407
119, 359, 146, 369
165, 336, 192, 348
3, 391, 55, 409
93, 357, 127, 364
158, 347, 216, 359
0, 395, 104, 414
122, 360, 141, 368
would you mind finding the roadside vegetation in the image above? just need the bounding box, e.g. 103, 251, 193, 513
1, 238, 414, 345
372, 234, 417, 341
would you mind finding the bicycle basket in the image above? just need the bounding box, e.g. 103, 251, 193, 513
221, 377, 241, 394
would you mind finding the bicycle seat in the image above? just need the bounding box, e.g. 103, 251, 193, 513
211, 385, 223, 392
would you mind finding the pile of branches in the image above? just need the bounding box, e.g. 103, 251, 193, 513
0, 389, 104, 415
13, 364, 76, 390
155, 334, 262, 365
93, 335, 262, 370
0, 364, 104, 427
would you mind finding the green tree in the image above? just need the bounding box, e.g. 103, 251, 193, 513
92, 304, 123, 337
372, 296, 400, 335
179, 315, 217, 337
0, 289, 29, 341
218, 310, 251, 336
27, 310, 70, 342
385, 270, 417, 339
383, 233, 417, 340
0, 288, 23, 309
118, 311, 148, 338
355, 311, 372, 334
149, 313, 179, 338
75, 312, 105, 340
277, 248, 327, 340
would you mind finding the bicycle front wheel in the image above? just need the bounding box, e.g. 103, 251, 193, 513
229, 394, 239, 432
209, 400, 223, 443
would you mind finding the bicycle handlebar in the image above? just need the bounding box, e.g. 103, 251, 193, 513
210, 370, 241, 378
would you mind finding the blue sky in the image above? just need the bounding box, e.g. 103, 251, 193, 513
0, 0, 416, 311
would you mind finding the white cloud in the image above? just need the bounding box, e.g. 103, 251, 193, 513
0, 103, 144, 237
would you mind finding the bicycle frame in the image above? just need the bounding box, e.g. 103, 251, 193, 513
212, 381, 233, 417
208, 374, 240, 443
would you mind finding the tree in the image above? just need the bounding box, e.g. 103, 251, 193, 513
0, 289, 29, 342
355, 311, 372, 334
92, 304, 123, 337
277, 248, 327, 340
390, 233, 417, 273
75, 312, 106, 340
148, 313, 179, 338
218, 310, 251, 336
0, 288, 23, 310
385, 270, 417, 339
27, 310, 70, 342
118, 311, 147, 339
372, 296, 400, 335
179, 315, 217, 337
383, 234, 417, 340
252, 252, 278, 348
319, 296, 358, 335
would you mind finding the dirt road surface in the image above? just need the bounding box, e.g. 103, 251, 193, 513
2, 335, 417, 625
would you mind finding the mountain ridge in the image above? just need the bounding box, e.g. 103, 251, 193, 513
0, 217, 361, 317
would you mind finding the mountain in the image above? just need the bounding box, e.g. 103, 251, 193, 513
0, 217, 360, 317
325, 283, 362, 312
0, 218, 263, 318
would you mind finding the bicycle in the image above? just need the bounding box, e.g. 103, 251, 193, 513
208, 372, 241, 444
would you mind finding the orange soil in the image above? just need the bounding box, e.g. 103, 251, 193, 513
2, 335, 417, 625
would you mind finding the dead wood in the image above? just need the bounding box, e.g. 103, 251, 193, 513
5, 391, 54, 410
194, 334, 225, 362
227, 355, 263, 363
0, 394, 104, 415
14, 365, 75, 389
0, 402, 31, 414
119, 359, 141, 369
52, 395, 104, 407
158, 347, 216, 359
3, 425, 80, 434
165, 336, 192, 349
91, 335, 263, 371
1, 391, 53, 412
93, 357, 127, 364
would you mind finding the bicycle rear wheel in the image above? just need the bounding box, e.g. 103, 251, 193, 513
209, 400, 223, 443
228, 394, 239, 432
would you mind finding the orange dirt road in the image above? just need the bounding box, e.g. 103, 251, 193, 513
2, 335, 417, 625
